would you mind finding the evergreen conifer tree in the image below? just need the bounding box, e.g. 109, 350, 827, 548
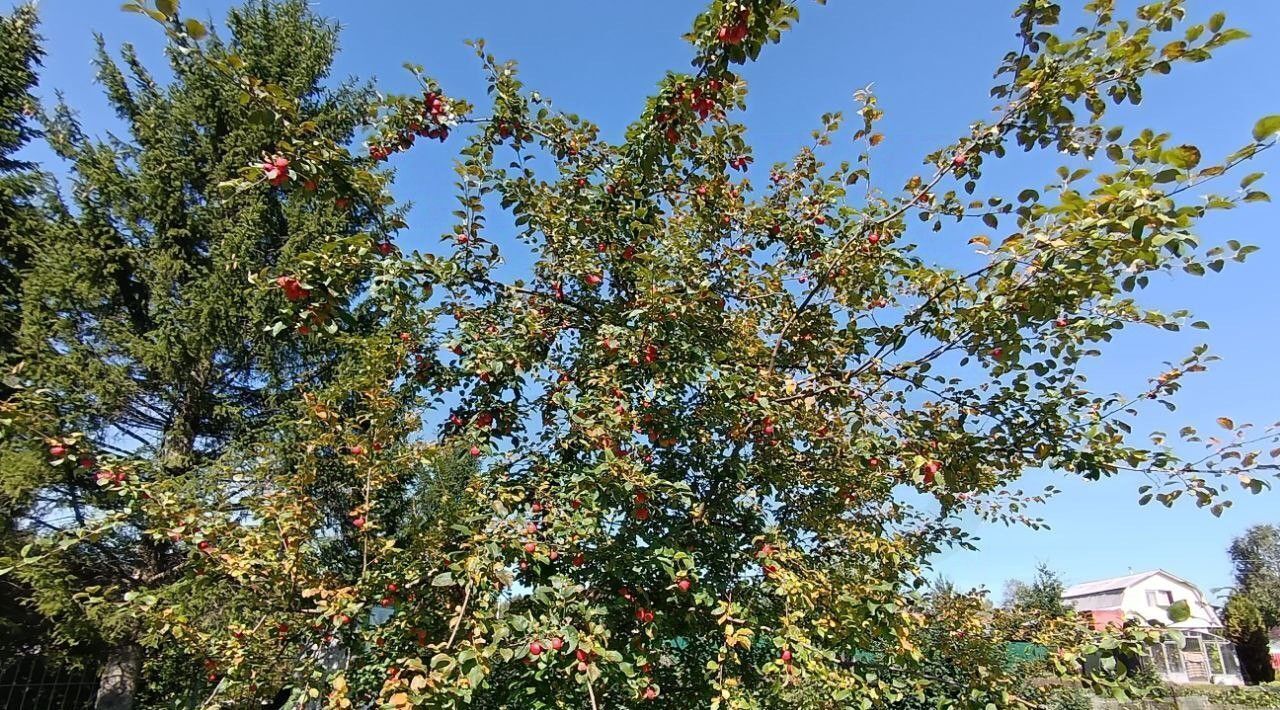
1, 2, 394, 705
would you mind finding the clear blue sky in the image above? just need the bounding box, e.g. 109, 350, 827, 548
14, 0, 1280, 602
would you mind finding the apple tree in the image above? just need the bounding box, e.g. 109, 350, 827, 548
4, 0, 1280, 708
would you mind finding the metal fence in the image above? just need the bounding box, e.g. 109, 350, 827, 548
0, 654, 97, 709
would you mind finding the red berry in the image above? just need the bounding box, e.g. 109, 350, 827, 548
274, 275, 310, 302
352, 516, 366, 529
529, 642, 543, 657
551, 637, 564, 651
677, 579, 692, 593
781, 649, 793, 663
262, 155, 290, 186
48, 445, 67, 458
868, 233, 881, 245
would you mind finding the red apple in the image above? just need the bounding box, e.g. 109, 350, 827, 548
262, 155, 290, 186
529, 641, 544, 657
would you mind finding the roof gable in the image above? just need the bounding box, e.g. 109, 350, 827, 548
1063, 569, 1199, 599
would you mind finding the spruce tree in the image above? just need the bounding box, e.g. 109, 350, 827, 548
0, 1, 393, 706
0, 1, 57, 657
0, 2, 46, 361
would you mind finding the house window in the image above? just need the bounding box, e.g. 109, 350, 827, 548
1146, 590, 1174, 607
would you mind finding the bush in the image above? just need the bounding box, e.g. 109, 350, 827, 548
1046, 687, 1093, 710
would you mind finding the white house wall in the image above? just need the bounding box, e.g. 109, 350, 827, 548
1119, 572, 1222, 629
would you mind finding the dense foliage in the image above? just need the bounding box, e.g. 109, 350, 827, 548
1224, 524, 1280, 684
1004, 563, 1071, 619
0, 0, 61, 658
2, 0, 1279, 708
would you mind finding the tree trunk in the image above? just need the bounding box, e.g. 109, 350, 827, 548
95, 642, 141, 710
94, 361, 212, 708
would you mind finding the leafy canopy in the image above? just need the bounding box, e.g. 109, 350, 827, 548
3, 0, 1280, 708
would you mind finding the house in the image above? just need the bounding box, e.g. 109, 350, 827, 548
1063, 569, 1244, 685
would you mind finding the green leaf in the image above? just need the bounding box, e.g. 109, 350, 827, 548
1216, 417, 1234, 430
154, 0, 177, 15
1167, 600, 1191, 623
1164, 145, 1201, 169
1252, 115, 1280, 142
184, 18, 207, 40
